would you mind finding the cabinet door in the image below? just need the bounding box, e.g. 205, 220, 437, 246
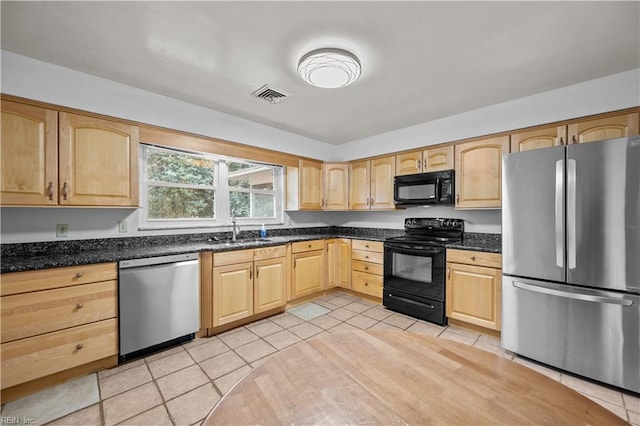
337, 239, 352, 289
454, 136, 509, 209
349, 160, 370, 210
446, 262, 501, 331
212, 262, 254, 326
568, 112, 639, 144
59, 112, 139, 206
323, 163, 348, 210
291, 250, 325, 299
423, 145, 454, 172
299, 160, 323, 210
370, 156, 395, 209
395, 151, 422, 176
254, 257, 286, 314
1, 101, 58, 205
511, 126, 566, 153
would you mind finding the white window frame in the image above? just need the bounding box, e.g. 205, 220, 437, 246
139, 144, 284, 230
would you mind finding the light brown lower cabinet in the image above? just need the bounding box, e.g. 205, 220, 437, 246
446, 249, 502, 332
326, 238, 352, 290
0, 263, 119, 399
291, 240, 326, 300
212, 246, 287, 327
350, 240, 384, 298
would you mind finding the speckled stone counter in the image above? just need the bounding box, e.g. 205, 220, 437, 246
445, 232, 501, 253
1, 226, 405, 273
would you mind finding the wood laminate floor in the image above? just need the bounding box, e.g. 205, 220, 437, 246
206, 330, 629, 425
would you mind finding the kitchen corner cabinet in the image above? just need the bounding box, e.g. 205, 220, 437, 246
1, 263, 118, 398
511, 126, 566, 153
446, 249, 502, 332
349, 156, 395, 210
286, 159, 323, 210
454, 136, 509, 209
326, 238, 352, 289
395, 146, 454, 176
568, 112, 639, 144
0, 101, 139, 207
291, 240, 326, 300
351, 240, 384, 298
322, 162, 349, 210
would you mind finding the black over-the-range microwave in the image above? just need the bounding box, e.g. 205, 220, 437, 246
393, 169, 455, 206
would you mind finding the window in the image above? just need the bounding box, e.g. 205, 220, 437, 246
140, 145, 283, 229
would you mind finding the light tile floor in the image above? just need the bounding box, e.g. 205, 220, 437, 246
2, 290, 638, 425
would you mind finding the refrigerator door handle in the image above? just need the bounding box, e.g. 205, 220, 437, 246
512, 281, 633, 306
555, 160, 564, 268
567, 159, 577, 269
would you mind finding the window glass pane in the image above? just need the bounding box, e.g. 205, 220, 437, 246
147, 149, 214, 186
230, 191, 250, 217
254, 193, 275, 218
148, 186, 215, 219
228, 162, 274, 190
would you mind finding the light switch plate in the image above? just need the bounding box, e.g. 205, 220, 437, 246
56, 224, 68, 238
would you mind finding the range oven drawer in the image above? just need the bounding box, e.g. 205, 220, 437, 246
383, 290, 445, 326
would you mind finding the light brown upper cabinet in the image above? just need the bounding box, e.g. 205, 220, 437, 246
454, 136, 509, 209
59, 113, 139, 206
1, 102, 139, 207
322, 162, 349, 210
395, 146, 454, 176
510, 126, 567, 153
349, 156, 395, 210
286, 159, 323, 210
1, 101, 58, 205
568, 112, 639, 144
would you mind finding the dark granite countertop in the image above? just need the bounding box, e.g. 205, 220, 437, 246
1, 227, 500, 273
445, 232, 502, 254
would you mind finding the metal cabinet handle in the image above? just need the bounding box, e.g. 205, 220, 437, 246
62, 182, 69, 200
370, 197, 374, 205
293, 258, 296, 268
76, 303, 83, 309
559, 137, 565, 146
75, 343, 83, 350
456, 194, 459, 204
364, 266, 369, 271
364, 282, 369, 286
256, 266, 259, 278
447, 268, 451, 279
75, 272, 83, 278
365, 255, 369, 259
470, 256, 476, 261
250, 266, 253, 279
416, 159, 421, 170
47, 181, 54, 200
572, 135, 577, 144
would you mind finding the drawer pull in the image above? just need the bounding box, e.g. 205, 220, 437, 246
364, 266, 369, 271
365, 255, 369, 259
308, 244, 312, 248
75, 343, 83, 350
470, 256, 476, 261
365, 244, 370, 248
75, 272, 83, 279
76, 303, 84, 309
365, 282, 369, 286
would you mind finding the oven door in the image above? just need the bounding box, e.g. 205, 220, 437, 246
383, 242, 445, 301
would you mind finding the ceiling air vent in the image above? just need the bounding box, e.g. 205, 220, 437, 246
251, 84, 292, 104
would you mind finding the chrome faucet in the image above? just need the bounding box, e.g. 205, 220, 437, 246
231, 216, 240, 241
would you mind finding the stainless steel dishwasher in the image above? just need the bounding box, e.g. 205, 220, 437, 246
118, 253, 199, 362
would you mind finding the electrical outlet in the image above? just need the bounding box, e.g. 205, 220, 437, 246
56, 224, 68, 238
118, 220, 128, 233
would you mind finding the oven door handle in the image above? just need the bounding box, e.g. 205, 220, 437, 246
384, 243, 443, 255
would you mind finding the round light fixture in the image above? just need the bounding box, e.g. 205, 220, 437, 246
297, 48, 361, 89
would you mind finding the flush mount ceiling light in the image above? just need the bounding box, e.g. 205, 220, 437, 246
297, 48, 361, 89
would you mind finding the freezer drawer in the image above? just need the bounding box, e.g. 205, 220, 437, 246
502, 275, 639, 393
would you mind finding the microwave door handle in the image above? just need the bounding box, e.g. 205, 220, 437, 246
435, 178, 441, 201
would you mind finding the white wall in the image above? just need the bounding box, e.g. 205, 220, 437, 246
336, 68, 640, 161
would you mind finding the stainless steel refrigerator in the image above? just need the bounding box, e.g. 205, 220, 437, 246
501, 136, 640, 393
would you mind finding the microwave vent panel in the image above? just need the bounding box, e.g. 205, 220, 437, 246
251, 84, 292, 104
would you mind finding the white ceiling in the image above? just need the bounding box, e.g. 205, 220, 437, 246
1, 1, 639, 145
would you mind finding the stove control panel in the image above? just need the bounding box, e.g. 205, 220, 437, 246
404, 217, 464, 232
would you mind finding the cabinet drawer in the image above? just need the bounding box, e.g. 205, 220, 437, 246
352, 260, 383, 275
254, 245, 286, 261
1, 318, 118, 389
1, 263, 117, 296
446, 249, 501, 269
291, 240, 325, 253
214, 249, 254, 266
352, 249, 383, 264
351, 271, 383, 298
351, 240, 383, 252
1, 281, 117, 343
